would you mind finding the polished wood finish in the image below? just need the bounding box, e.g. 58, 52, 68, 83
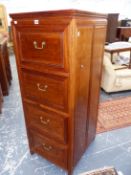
117, 27, 131, 41
3, 39, 12, 85
106, 13, 119, 43
19, 28, 66, 69
21, 70, 68, 111
10, 9, 107, 175
24, 100, 68, 144
30, 130, 68, 169
0, 36, 12, 95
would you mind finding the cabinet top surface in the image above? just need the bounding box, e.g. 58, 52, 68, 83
10, 9, 107, 19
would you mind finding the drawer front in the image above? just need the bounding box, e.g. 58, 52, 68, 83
16, 26, 69, 70
30, 131, 68, 169
24, 101, 68, 143
22, 70, 68, 111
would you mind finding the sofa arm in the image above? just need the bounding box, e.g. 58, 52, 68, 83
101, 66, 116, 92
116, 69, 131, 78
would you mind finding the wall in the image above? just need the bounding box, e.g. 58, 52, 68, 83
73, 0, 131, 19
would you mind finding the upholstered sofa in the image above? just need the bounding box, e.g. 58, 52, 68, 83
101, 52, 131, 93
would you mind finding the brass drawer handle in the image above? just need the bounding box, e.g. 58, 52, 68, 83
33, 41, 46, 49
37, 83, 48, 92
42, 143, 52, 151
40, 116, 50, 125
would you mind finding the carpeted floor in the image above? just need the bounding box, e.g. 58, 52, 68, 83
97, 96, 131, 133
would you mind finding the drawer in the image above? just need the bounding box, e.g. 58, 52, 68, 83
30, 131, 68, 169
24, 101, 68, 143
17, 27, 68, 70
22, 70, 68, 111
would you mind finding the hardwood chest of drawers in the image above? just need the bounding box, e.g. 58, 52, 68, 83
10, 10, 107, 175
0, 36, 12, 95
117, 27, 131, 41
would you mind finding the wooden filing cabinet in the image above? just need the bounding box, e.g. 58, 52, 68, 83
10, 10, 107, 174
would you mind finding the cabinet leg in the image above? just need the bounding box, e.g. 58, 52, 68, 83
30, 150, 34, 155
68, 168, 73, 175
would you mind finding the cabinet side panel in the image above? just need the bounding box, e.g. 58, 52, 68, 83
73, 26, 93, 165
87, 26, 106, 145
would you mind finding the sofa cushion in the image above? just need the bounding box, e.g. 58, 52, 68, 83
115, 69, 131, 77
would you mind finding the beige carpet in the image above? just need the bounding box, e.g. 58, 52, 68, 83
97, 96, 131, 133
